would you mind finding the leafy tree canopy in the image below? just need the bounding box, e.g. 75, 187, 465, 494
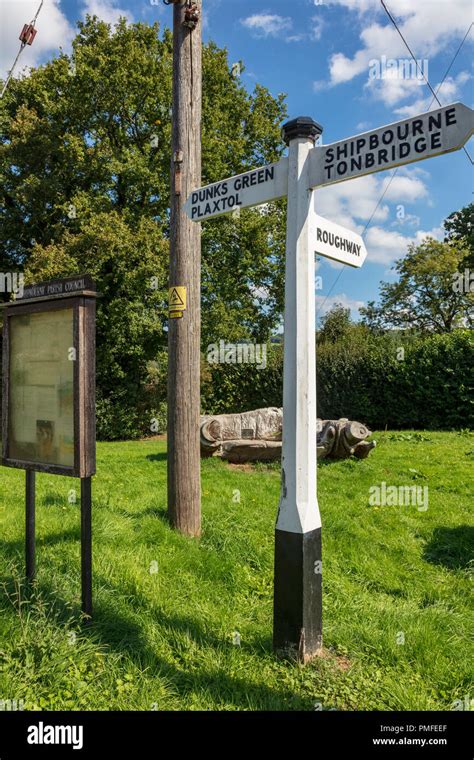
360, 236, 473, 334
0, 17, 287, 436
0, 16, 287, 341
444, 202, 473, 269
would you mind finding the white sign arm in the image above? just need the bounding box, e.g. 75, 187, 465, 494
309, 102, 474, 189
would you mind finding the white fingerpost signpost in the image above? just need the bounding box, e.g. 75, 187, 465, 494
185, 100, 474, 663
273, 117, 324, 662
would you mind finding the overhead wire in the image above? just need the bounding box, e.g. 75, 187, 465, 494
318, 5, 473, 315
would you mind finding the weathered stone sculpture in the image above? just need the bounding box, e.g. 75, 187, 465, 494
316, 418, 376, 460
200, 408, 376, 463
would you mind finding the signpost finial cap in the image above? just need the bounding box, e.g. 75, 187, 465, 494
282, 117, 323, 145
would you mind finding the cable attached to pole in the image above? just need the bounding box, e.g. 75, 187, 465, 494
1, 0, 44, 99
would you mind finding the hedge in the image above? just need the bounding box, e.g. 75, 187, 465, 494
22, 329, 470, 440
200, 330, 473, 431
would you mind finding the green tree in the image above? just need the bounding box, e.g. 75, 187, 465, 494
360, 237, 473, 333
0, 17, 287, 436
444, 203, 473, 269
317, 304, 352, 344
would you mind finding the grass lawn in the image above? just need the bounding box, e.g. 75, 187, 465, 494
0, 431, 472, 711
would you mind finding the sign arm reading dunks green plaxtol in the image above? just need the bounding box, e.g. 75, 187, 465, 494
184, 158, 288, 221
185, 101, 473, 663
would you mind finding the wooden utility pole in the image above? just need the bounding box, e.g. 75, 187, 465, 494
167, 0, 202, 536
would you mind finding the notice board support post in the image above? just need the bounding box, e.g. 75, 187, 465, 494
25, 469, 36, 582
81, 476, 92, 621
273, 117, 323, 663
167, 0, 202, 537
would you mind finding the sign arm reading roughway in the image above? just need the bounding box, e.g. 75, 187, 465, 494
311, 212, 367, 268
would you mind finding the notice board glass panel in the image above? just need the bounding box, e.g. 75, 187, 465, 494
8, 308, 75, 467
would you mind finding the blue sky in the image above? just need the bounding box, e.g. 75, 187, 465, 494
1, 0, 473, 319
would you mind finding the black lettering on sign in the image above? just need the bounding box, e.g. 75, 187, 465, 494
428, 112, 442, 131
414, 137, 426, 153
325, 148, 334, 164
445, 107, 457, 126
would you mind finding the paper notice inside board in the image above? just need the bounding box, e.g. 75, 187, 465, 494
8, 309, 75, 467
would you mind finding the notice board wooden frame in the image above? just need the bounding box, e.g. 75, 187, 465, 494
2, 278, 97, 478
1, 275, 97, 619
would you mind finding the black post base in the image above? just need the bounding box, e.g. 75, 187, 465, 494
273, 527, 322, 662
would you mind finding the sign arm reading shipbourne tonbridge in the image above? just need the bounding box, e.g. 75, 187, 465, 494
309, 102, 474, 189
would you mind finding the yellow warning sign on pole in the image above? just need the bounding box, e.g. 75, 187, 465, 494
169, 286, 187, 318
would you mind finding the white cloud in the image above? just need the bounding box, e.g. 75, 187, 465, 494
316, 292, 366, 319
319, 0, 473, 106
241, 11, 323, 44
317, 0, 377, 10
0, 0, 74, 81
286, 34, 306, 43
313, 78, 330, 92
391, 212, 421, 228
364, 224, 442, 266
314, 167, 429, 233
82, 0, 133, 25
380, 173, 428, 203
240, 13, 292, 38
365, 68, 427, 107
311, 17, 324, 41
393, 72, 471, 117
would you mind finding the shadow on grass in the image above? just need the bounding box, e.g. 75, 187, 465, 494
0, 528, 80, 553
116, 505, 168, 521
423, 526, 474, 571
0, 561, 323, 710
88, 588, 322, 710
0, 512, 331, 709
145, 453, 168, 463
